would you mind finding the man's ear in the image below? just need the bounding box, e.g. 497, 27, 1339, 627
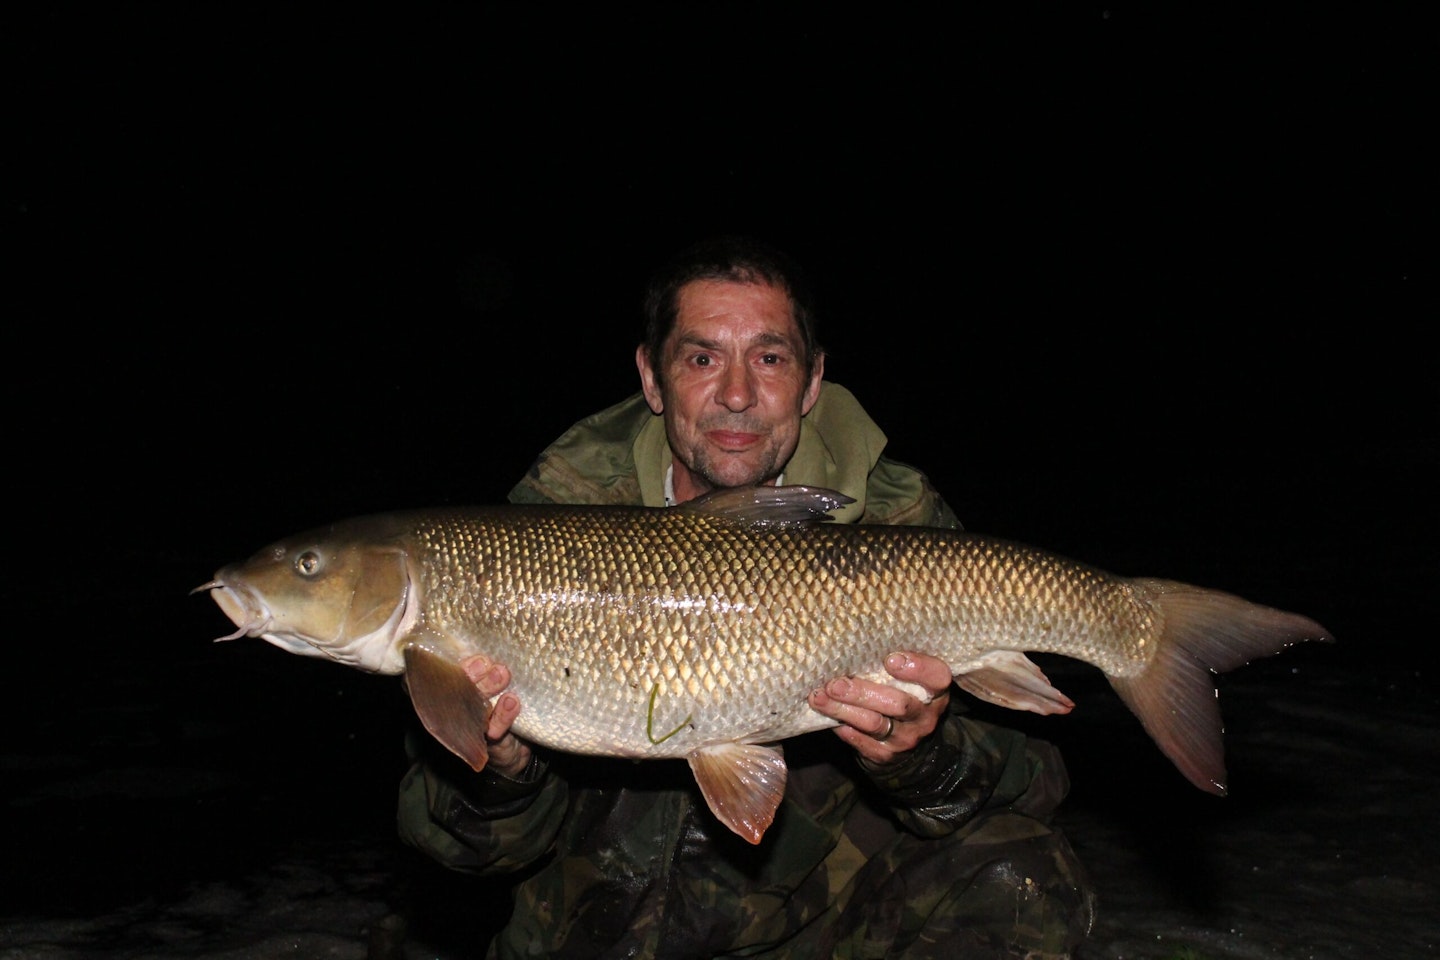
800, 352, 825, 416
637, 344, 664, 414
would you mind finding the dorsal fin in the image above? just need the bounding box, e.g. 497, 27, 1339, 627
677, 485, 855, 526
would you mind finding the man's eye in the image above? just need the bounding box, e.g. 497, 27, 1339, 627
693, 355, 712, 367
760, 354, 780, 365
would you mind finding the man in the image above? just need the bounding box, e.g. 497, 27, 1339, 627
397, 237, 1095, 958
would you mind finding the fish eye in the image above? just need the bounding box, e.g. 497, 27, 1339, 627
295, 551, 322, 576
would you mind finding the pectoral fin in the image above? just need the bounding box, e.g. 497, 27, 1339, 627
954, 651, 1075, 715
687, 742, 789, 845
403, 644, 491, 772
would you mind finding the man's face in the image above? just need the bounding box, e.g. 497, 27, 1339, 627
637, 279, 824, 498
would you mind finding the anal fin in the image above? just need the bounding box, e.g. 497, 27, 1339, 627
687, 742, 788, 845
404, 644, 491, 772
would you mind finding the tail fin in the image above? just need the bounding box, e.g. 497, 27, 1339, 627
1107, 578, 1333, 795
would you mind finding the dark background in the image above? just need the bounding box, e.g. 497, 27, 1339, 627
15, 6, 1434, 562
5, 3, 1436, 949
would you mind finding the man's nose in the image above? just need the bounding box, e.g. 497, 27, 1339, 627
716, 363, 757, 411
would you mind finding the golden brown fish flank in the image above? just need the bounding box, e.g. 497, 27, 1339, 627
199, 486, 1331, 843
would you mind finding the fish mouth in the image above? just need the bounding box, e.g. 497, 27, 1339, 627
192, 576, 271, 642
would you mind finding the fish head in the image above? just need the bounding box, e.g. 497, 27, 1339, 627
198, 519, 419, 675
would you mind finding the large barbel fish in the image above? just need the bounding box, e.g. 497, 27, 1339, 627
197, 486, 1330, 844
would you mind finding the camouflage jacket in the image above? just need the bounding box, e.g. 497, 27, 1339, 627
396, 383, 1071, 958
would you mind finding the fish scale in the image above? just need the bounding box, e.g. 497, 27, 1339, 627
385, 508, 1149, 755
200, 484, 1330, 844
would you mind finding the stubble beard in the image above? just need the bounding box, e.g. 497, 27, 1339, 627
683, 414, 789, 491
687, 445, 783, 492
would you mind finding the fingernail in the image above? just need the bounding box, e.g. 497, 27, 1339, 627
886, 653, 910, 670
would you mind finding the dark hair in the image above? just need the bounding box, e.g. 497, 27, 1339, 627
641, 235, 823, 378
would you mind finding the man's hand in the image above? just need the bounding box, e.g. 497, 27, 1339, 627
459, 655, 533, 777
807, 651, 953, 764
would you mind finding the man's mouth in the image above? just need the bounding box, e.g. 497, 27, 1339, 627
706, 430, 761, 450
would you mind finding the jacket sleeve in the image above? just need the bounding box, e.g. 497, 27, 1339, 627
396, 728, 569, 875
857, 704, 1065, 838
